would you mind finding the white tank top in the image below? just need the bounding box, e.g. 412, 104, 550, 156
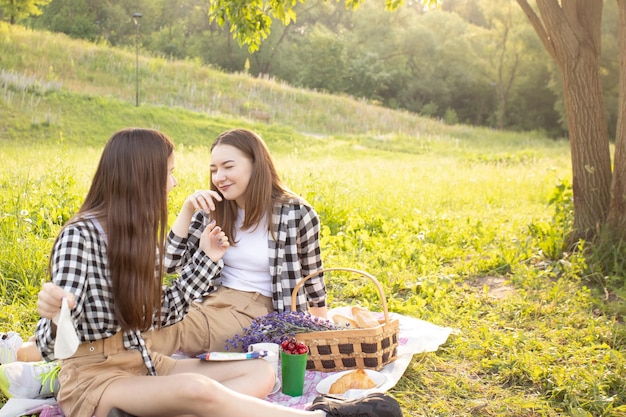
220, 209, 272, 296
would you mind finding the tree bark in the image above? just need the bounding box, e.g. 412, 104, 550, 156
607, 0, 626, 239
517, 0, 612, 243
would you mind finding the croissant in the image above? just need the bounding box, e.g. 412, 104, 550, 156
329, 369, 377, 394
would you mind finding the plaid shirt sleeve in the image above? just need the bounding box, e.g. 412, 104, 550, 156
298, 204, 326, 308
163, 211, 206, 273
158, 230, 222, 326
273, 201, 326, 312
35, 220, 117, 361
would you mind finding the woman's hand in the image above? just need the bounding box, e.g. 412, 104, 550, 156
183, 189, 223, 215
171, 190, 223, 238
37, 282, 76, 320
199, 219, 230, 262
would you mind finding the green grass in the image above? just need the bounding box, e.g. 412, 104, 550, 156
2, 22, 625, 417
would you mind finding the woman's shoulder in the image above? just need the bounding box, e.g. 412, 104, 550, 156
277, 188, 310, 206
58, 216, 103, 241
278, 195, 313, 210
275, 197, 319, 223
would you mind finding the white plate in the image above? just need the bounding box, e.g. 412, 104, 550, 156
316, 369, 386, 398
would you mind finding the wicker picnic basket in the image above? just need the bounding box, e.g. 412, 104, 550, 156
292, 267, 400, 372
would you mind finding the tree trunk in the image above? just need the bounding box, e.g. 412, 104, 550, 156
561, 44, 612, 241
517, 0, 612, 244
607, 1, 626, 239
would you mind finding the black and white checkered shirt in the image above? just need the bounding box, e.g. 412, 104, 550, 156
35, 217, 223, 375
164, 199, 326, 312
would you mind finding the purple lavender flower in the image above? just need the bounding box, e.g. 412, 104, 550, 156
224, 311, 340, 351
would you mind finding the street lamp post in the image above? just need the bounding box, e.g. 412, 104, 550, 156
133, 13, 142, 107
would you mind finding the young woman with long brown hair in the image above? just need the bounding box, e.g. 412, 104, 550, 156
148, 128, 328, 356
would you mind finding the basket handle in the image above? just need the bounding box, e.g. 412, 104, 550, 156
291, 267, 391, 324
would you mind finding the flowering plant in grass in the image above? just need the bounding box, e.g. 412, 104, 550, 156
225, 311, 339, 351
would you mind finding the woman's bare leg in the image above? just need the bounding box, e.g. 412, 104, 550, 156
96, 373, 325, 417
167, 357, 275, 398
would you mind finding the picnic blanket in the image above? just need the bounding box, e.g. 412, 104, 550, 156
0, 309, 456, 416
265, 307, 457, 409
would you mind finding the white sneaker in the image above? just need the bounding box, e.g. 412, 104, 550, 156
0, 331, 23, 365
0, 360, 60, 399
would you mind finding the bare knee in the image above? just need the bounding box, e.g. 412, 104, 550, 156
17, 338, 42, 362
175, 373, 228, 405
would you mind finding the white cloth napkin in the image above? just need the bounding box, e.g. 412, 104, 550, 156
52, 298, 79, 359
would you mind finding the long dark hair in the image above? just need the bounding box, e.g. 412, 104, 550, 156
51, 128, 174, 331
210, 128, 295, 242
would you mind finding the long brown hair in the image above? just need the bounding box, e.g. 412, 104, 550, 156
51, 128, 174, 332
210, 128, 295, 242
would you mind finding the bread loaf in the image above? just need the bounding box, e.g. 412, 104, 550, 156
351, 306, 380, 328
332, 314, 359, 329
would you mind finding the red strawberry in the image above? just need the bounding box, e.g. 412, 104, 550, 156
281, 337, 308, 354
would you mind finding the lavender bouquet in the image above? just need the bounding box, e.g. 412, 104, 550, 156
224, 311, 340, 351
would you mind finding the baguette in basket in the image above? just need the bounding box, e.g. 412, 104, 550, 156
332, 314, 360, 329
351, 307, 381, 328
332, 307, 380, 329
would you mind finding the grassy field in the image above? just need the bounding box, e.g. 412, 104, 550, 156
2, 23, 626, 416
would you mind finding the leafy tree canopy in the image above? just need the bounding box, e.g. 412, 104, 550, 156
0, 0, 51, 24
208, 0, 438, 51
